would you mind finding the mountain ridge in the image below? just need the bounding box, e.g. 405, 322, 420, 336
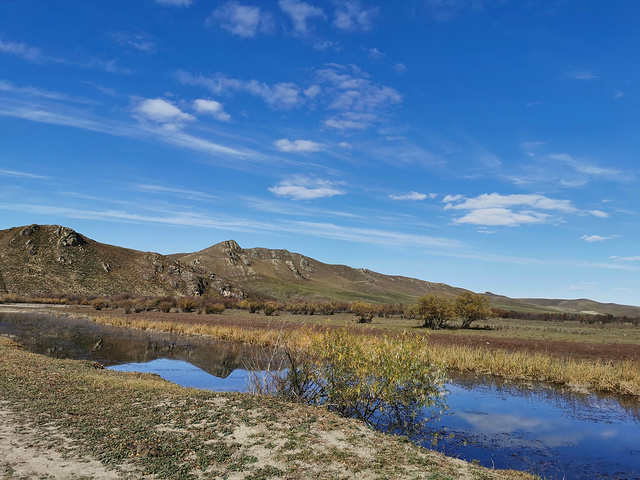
1, 224, 639, 316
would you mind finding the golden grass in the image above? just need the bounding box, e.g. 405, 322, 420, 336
90, 314, 640, 396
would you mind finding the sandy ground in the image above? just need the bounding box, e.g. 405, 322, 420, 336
0, 405, 123, 479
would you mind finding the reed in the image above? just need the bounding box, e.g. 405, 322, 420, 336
89, 314, 640, 396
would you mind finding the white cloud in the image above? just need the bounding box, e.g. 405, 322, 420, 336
445, 193, 577, 213
274, 138, 324, 152
389, 191, 436, 201
269, 176, 345, 200
453, 208, 552, 226
394, 63, 408, 73
334, 1, 379, 31
134, 98, 195, 127
278, 0, 325, 35
192, 99, 231, 122
445, 193, 582, 227
614, 91, 624, 100
589, 210, 609, 218
368, 47, 384, 58
155, 0, 192, 6
580, 234, 618, 243
209, 1, 275, 38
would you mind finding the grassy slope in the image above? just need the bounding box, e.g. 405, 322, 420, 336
0, 337, 533, 480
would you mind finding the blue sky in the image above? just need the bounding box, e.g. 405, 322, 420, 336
1, 1, 638, 306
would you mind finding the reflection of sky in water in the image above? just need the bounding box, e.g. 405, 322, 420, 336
429, 381, 640, 480
108, 358, 251, 392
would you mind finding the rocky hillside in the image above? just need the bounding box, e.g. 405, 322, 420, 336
173, 239, 464, 304
0, 225, 244, 299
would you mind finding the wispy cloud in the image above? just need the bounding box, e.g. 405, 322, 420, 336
610, 255, 640, 262
0, 38, 129, 73
110, 31, 156, 53
580, 234, 618, 243
269, 175, 345, 200
176, 71, 307, 110
155, 0, 192, 6
389, 191, 436, 201
334, 1, 379, 32
0, 169, 49, 180
567, 282, 598, 292
0, 38, 50, 63
0, 94, 259, 162
278, 0, 326, 36
565, 70, 597, 80
274, 138, 324, 152
131, 184, 218, 201
316, 64, 402, 130
549, 153, 621, 178
208, 1, 275, 38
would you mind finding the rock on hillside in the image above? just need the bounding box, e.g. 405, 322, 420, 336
0, 225, 244, 298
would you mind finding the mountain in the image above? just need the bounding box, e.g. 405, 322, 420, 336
1, 224, 639, 317
0, 224, 244, 299
171, 240, 464, 304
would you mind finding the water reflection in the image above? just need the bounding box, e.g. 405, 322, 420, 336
0, 311, 273, 377
109, 358, 254, 391
428, 375, 640, 480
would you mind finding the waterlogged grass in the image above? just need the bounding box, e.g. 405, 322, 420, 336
0, 337, 535, 480
89, 314, 640, 396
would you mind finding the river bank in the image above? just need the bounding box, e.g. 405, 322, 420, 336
0, 335, 535, 480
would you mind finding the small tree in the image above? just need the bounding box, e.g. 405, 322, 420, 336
351, 301, 377, 323
416, 295, 455, 329
455, 292, 492, 328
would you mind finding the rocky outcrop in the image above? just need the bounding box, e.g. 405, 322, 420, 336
55, 226, 85, 248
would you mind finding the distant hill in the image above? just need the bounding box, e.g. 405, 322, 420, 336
485, 292, 640, 317
1, 224, 639, 317
0, 224, 244, 299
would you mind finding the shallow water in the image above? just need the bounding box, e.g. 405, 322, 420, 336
1, 311, 639, 480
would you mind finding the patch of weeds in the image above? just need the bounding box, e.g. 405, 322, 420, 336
227, 454, 258, 471
242, 465, 284, 480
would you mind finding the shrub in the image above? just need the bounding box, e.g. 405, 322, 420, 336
203, 302, 226, 315
251, 328, 448, 434
455, 292, 492, 328
178, 298, 199, 313
351, 301, 377, 323
90, 298, 108, 311
416, 295, 455, 329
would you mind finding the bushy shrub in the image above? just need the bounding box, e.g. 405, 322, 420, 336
251, 328, 448, 434
203, 302, 226, 314
351, 301, 377, 323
